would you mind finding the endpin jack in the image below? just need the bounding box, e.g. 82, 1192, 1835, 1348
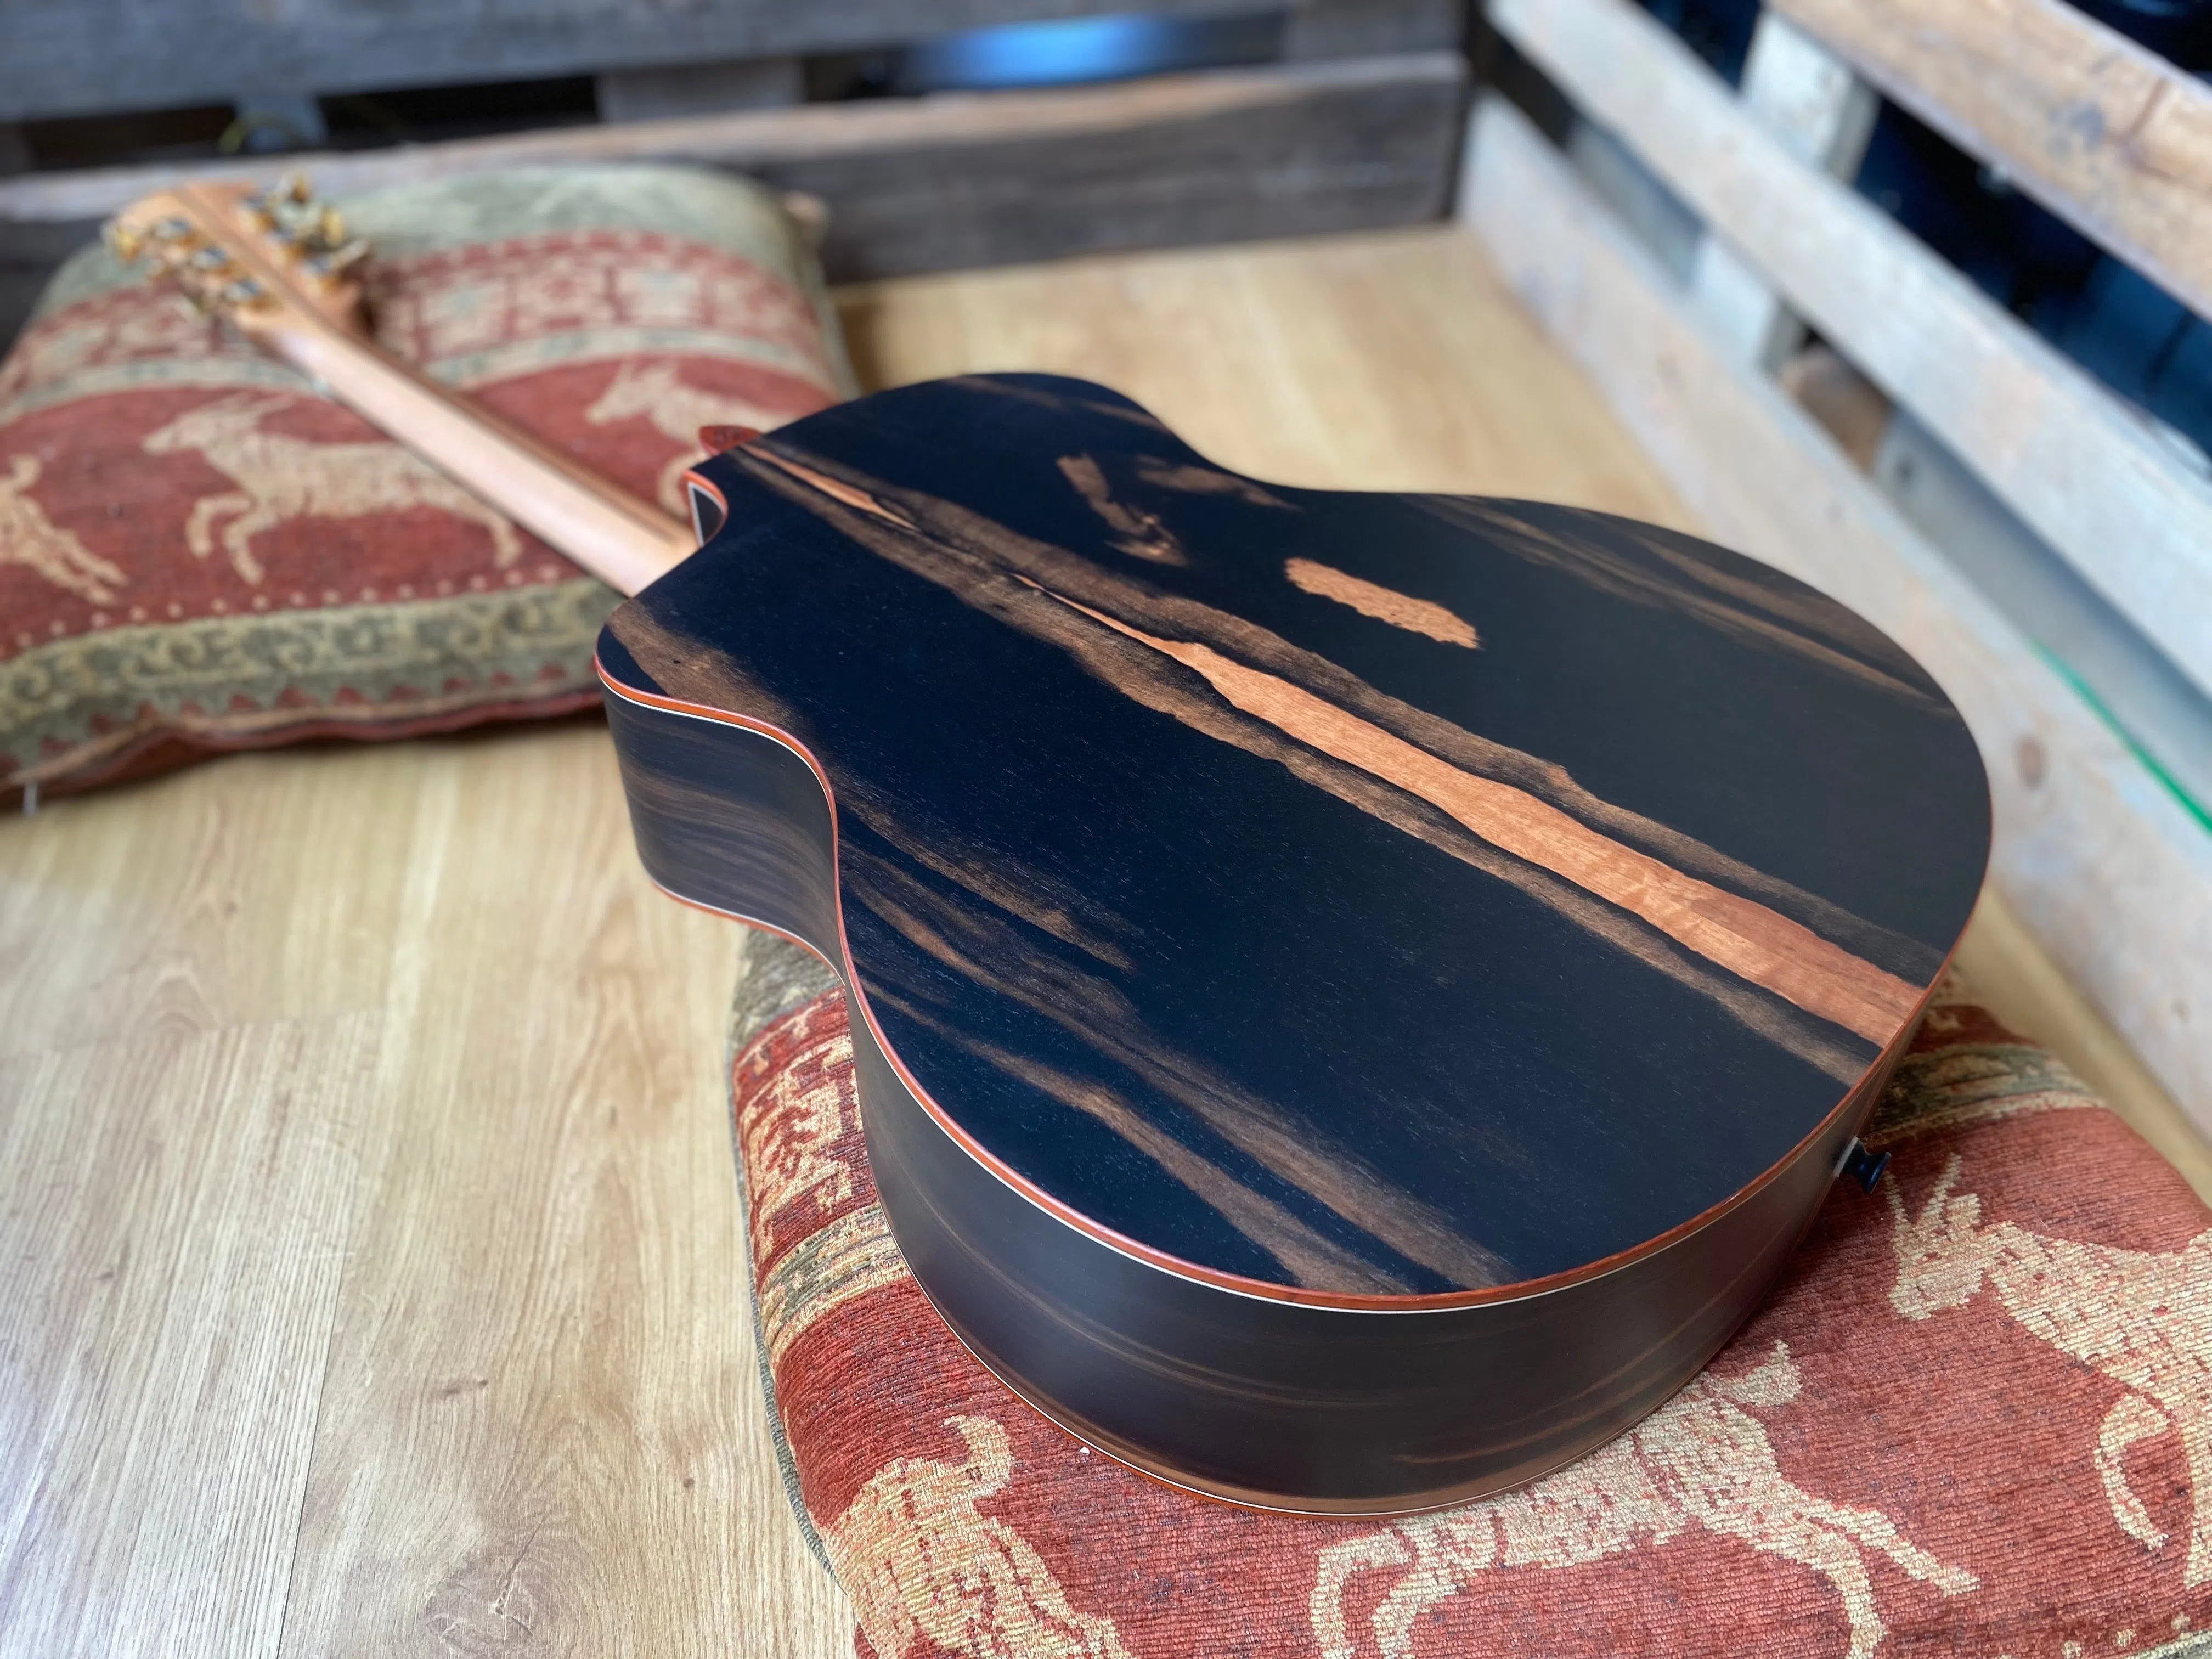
1833, 1137, 1889, 1193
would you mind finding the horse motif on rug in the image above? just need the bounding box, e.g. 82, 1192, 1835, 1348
586, 360, 793, 513
1311, 1341, 1976, 1659
737, 997, 860, 1262
1889, 1153, 2212, 1585
143, 393, 522, 584
826, 1414, 1133, 1659
0, 453, 125, 605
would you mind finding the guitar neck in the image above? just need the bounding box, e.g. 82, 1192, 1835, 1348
111, 181, 697, 599
255, 308, 695, 601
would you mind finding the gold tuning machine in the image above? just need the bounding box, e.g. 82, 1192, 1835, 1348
239, 178, 364, 285
104, 173, 368, 319
105, 211, 195, 267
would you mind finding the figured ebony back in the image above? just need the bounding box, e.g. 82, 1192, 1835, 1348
597, 373, 1988, 1305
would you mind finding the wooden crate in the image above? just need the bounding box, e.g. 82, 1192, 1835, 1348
0, 1, 1468, 338
1458, 0, 2212, 1134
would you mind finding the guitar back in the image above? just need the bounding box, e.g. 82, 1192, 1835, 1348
597, 373, 1988, 1512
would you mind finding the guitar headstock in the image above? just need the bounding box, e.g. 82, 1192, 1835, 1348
106, 174, 371, 340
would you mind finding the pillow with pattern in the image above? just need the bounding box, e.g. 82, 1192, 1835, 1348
726, 929, 2212, 1659
0, 164, 853, 807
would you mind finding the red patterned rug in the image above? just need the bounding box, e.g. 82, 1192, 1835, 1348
726, 934, 2212, 1659
0, 165, 848, 803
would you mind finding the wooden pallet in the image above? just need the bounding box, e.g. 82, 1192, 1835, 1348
0, 1, 1468, 341
1461, 0, 2212, 1135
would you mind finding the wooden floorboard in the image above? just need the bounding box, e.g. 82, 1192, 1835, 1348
1, 224, 2198, 1658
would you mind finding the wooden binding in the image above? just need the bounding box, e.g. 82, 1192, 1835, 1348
105, 177, 696, 600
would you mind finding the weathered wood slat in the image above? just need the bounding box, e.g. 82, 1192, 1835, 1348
1283, 0, 1465, 60
0, 0, 1265, 123
1460, 92, 2212, 1130
0, 56, 1466, 287
596, 57, 806, 123
1770, 0, 2212, 329
788, 55, 1466, 280
1686, 10, 1875, 369
1491, 0, 2212, 704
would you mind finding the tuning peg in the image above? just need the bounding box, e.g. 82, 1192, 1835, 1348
302, 238, 366, 282
108, 212, 194, 266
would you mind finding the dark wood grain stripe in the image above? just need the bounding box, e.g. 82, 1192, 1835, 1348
733, 444, 1915, 1052
872, 994, 1420, 1294
601, 664, 1936, 1310
1132, 458, 1295, 509
717, 452, 1866, 1080
746, 439, 1943, 984
846, 838, 1518, 1288
1417, 495, 1939, 706
1058, 454, 1187, 565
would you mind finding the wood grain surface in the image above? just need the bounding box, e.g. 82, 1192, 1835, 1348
0, 0, 1447, 125
0, 0, 1255, 122
1, 225, 2201, 1650
606, 373, 1988, 1294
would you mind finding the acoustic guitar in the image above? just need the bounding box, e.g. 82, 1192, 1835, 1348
112, 187, 1991, 1516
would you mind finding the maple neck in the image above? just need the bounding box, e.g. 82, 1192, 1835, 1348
265, 321, 696, 599
117, 180, 695, 599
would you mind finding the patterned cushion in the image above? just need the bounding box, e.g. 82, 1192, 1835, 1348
0, 165, 852, 805
726, 931, 2212, 1659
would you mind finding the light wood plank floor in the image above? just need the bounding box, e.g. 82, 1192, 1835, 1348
3, 224, 2203, 1659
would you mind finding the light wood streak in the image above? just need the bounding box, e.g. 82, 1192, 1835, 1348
753, 433, 1945, 996
1135, 459, 1295, 508
1059, 599, 1917, 1043
1491, 0, 2212, 703
1059, 454, 1188, 563
740, 439, 1921, 1054
1460, 94, 2212, 1129
1284, 556, 1478, 646
7, 226, 2190, 1658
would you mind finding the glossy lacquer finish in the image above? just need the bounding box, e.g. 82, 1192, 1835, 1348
597, 373, 1990, 1513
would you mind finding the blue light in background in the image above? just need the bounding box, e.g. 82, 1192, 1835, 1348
901, 12, 1279, 93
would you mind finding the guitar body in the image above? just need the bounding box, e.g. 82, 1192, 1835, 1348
597, 374, 1989, 1514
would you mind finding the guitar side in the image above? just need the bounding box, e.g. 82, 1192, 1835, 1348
597, 657, 1916, 1514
